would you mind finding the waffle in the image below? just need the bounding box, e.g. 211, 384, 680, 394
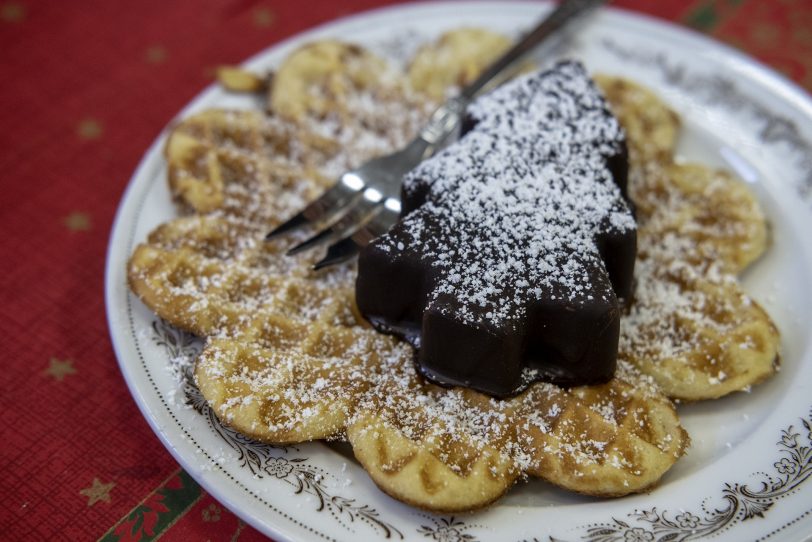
127, 36, 780, 511
408, 28, 511, 100
595, 76, 779, 400
593, 76, 680, 167
131, 212, 686, 510
269, 40, 427, 124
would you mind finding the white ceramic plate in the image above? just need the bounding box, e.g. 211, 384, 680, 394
105, 2, 812, 541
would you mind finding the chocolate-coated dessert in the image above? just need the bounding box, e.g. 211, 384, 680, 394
356, 61, 635, 397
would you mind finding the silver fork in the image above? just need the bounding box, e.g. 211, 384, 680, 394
266, 0, 606, 269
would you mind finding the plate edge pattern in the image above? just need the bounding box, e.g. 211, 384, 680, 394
147, 318, 407, 540
599, 37, 812, 210
542, 407, 812, 542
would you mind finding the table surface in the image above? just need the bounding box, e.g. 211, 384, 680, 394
1, 1, 810, 540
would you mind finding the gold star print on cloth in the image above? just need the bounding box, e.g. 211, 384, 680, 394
79, 478, 115, 507
252, 7, 274, 28
64, 212, 91, 232
76, 118, 103, 141
127, 34, 777, 511
44, 358, 77, 381
144, 45, 167, 65
1, 3, 25, 23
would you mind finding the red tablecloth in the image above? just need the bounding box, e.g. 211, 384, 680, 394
1, 1, 810, 540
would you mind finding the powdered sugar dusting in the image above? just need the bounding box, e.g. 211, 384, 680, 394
389, 61, 634, 328
129, 45, 699, 493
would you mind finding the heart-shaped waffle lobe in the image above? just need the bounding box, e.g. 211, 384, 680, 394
408, 28, 512, 101
128, 35, 778, 511
346, 365, 686, 509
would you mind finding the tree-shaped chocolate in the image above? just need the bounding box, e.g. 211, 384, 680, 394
357, 62, 635, 397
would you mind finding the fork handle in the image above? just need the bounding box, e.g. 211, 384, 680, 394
460, 0, 606, 100
418, 0, 605, 147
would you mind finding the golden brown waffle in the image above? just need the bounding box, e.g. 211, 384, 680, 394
165, 109, 331, 215
130, 214, 687, 510
269, 40, 428, 126
596, 76, 779, 400
127, 37, 780, 511
346, 364, 686, 509
408, 29, 512, 100
593, 75, 680, 167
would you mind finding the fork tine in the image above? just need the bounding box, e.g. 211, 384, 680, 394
265, 176, 362, 240
286, 189, 383, 255
311, 200, 401, 270
286, 226, 334, 255
312, 237, 359, 270
264, 210, 310, 240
